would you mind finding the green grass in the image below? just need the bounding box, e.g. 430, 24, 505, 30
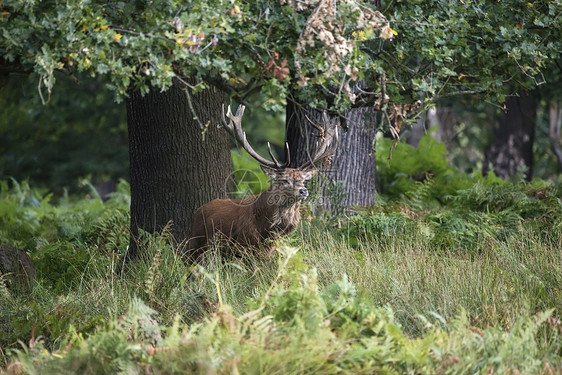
298, 223, 562, 335
2, 241, 561, 374
0, 177, 561, 373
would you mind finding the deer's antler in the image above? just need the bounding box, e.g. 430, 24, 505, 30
300, 111, 339, 170
221, 104, 290, 169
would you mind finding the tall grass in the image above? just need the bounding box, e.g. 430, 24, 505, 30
298, 222, 562, 335
0, 178, 561, 373
3, 243, 561, 374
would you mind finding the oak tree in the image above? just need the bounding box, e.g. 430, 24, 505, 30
2, 0, 562, 254
0, 0, 392, 255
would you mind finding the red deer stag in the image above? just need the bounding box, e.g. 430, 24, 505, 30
186, 105, 338, 260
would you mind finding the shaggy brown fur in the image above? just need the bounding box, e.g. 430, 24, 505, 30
186, 167, 315, 260
185, 104, 337, 261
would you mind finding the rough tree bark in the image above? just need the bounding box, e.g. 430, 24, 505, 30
483, 95, 537, 181
126, 81, 232, 259
285, 101, 377, 215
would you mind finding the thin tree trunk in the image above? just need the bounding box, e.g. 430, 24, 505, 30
405, 112, 426, 147
126, 81, 232, 259
427, 107, 458, 163
549, 103, 562, 170
483, 95, 537, 181
285, 101, 377, 215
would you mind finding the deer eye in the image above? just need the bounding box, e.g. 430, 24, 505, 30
280, 179, 290, 185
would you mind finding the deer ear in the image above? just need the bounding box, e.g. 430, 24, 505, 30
260, 164, 280, 179
300, 168, 318, 181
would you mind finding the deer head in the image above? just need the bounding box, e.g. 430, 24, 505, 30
187, 105, 338, 258
221, 105, 338, 206
259, 166, 316, 207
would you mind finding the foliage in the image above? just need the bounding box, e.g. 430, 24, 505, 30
3, 0, 562, 117
376, 130, 462, 201
343, 211, 422, 247
372, 131, 562, 251
3, 246, 561, 374
0, 74, 128, 193
0, 74, 286, 193
3, 0, 562, 370
345, 194, 561, 254
0, 178, 130, 291
0, 0, 391, 111
381, 0, 562, 105
534, 100, 562, 182
0, 166, 561, 372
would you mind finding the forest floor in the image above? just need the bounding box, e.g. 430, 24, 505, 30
0, 173, 561, 374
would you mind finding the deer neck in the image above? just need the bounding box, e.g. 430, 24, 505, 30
254, 190, 301, 233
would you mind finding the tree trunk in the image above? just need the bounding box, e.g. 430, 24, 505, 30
126, 81, 232, 259
405, 112, 426, 147
483, 95, 537, 181
285, 101, 377, 216
549, 102, 562, 170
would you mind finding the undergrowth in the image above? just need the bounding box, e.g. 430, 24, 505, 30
0, 133, 561, 373
2, 247, 561, 374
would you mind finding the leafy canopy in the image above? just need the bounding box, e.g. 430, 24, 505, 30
1, 0, 562, 114
382, 0, 562, 105
1, 0, 390, 111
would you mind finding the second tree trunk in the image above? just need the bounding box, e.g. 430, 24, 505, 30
285, 101, 377, 215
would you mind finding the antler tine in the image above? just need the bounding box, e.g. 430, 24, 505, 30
221, 104, 284, 169
301, 112, 339, 170
220, 104, 238, 136
267, 142, 290, 168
